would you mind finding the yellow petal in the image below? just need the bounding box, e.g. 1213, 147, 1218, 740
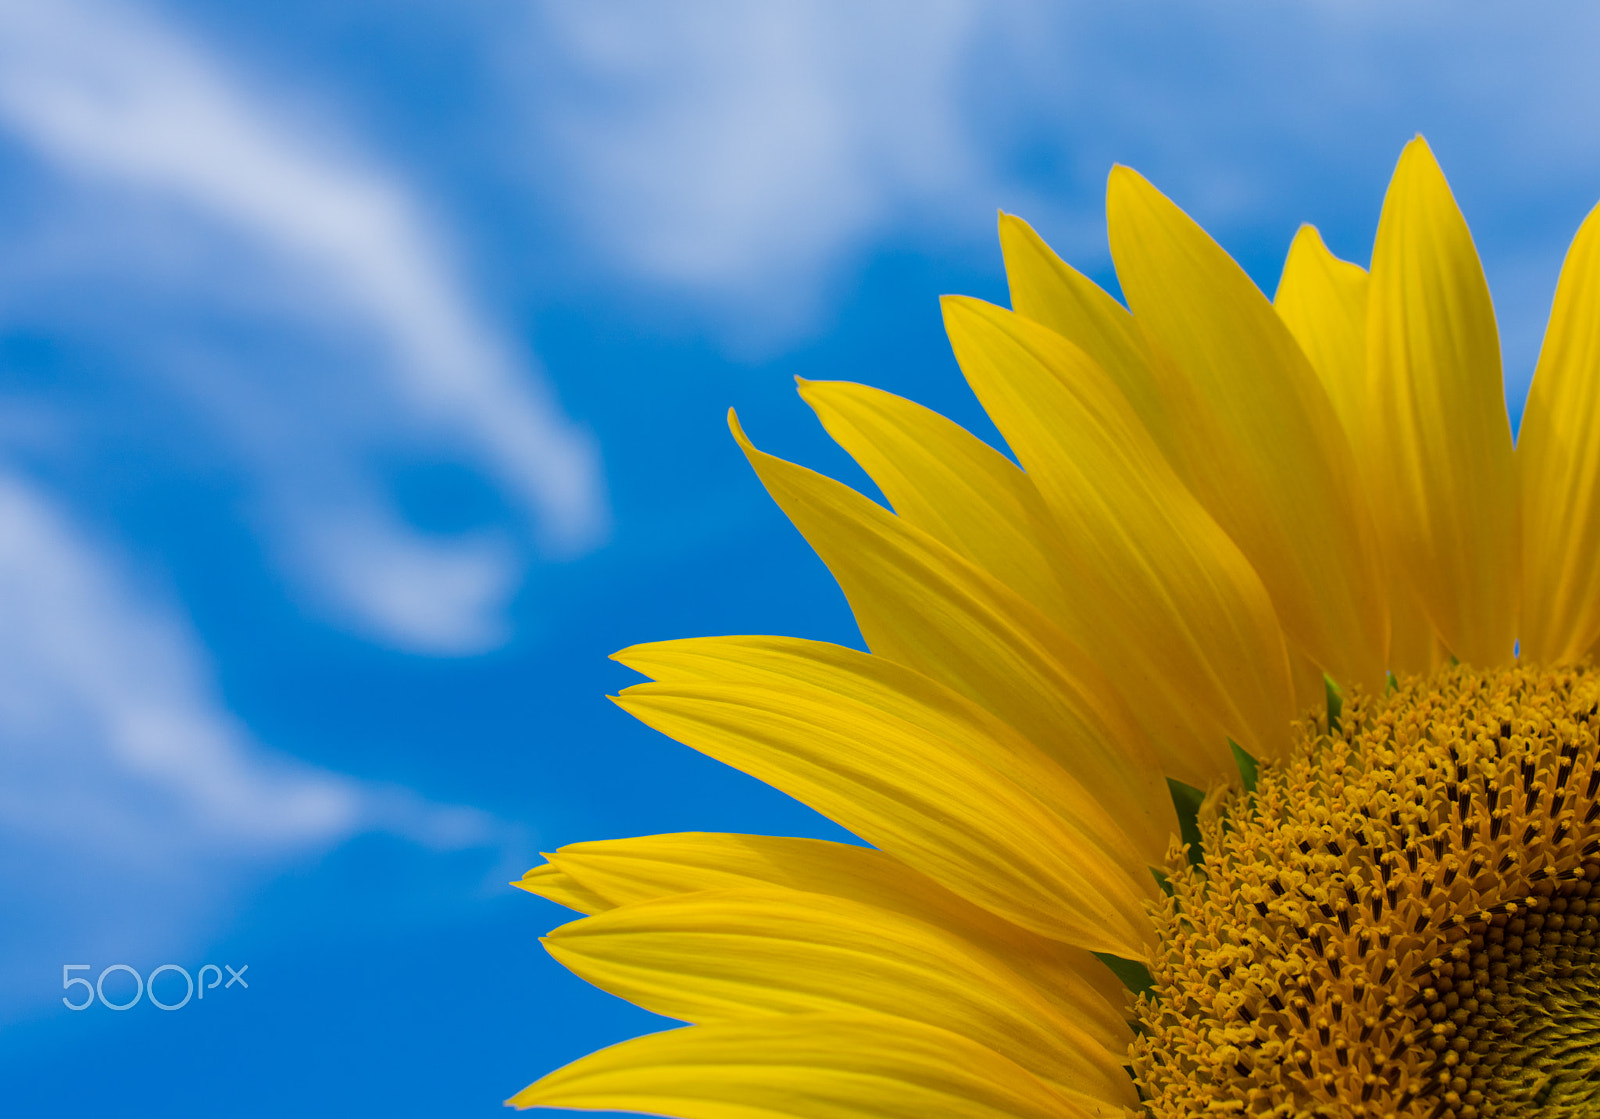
1106, 167, 1388, 691
508, 1015, 1117, 1119
543, 887, 1137, 1105
1367, 136, 1517, 667
537, 830, 1130, 1041
1285, 646, 1326, 718
1383, 581, 1446, 679
941, 296, 1295, 777
613, 667, 1154, 957
1518, 199, 1600, 663
1276, 225, 1445, 676
999, 212, 1175, 453
616, 636, 1144, 880
1274, 224, 1371, 443
796, 378, 1075, 632
514, 861, 613, 915
729, 411, 1173, 865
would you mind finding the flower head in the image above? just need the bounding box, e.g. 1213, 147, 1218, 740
511, 137, 1600, 1119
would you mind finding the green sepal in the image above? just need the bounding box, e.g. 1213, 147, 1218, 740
1229, 738, 1259, 793
1150, 867, 1174, 897
1093, 951, 1155, 997
1386, 671, 1399, 696
1167, 777, 1205, 866
1324, 673, 1344, 734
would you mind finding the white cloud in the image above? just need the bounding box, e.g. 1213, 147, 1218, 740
533, 0, 987, 345
0, 0, 607, 653
0, 468, 507, 1017
300, 511, 521, 655
530, 0, 1600, 385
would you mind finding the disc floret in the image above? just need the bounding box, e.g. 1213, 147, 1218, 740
1133, 665, 1600, 1118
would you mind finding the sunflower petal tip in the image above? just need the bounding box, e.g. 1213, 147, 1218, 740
939, 292, 988, 316
938, 294, 983, 337
1106, 162, 1151, 193
727, 408, 756, 454
1398, 134, 1441, 172
609, 641, 653, 669
998, 205, 1032, 229
1105, 164, 1173, 229
1282, 223, 1330, 270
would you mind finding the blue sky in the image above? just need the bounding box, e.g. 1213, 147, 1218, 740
5, 1, 1600, 1114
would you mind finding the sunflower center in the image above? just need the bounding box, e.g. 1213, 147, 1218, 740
1130, 664, 1600, 1119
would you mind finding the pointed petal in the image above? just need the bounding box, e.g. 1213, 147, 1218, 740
1275, 224, 1371, 443
544, 887, 1137, 1103
540, 830, 1130, 1040
612, 649, 1155, 956
1276, 225, 1444, 675
514, 861, 613, 915
797, 379, 1074, 632
1519, 200, 1600, 662
616, 636, 1144, 880
508, 1015, 1119, 1119
999, 212, 1175, 450
798, 375, 1247, 785
941, 296, 1295, 777
1106, 167, 1388, 690
1367, 137, 1517, 667
728, 411, 1174, 865
1385, 583, 1446, 678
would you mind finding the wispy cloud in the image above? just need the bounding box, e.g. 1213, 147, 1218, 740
530, 0, 1600, 386
0, 467, 509, 1018
0, 0, 607, 653
531, 0, 987, 347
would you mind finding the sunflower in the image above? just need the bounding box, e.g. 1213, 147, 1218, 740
509, 136, 1600, 1119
